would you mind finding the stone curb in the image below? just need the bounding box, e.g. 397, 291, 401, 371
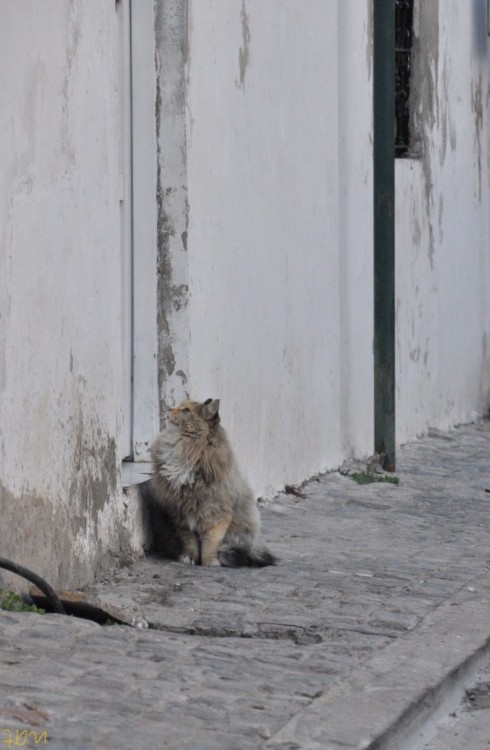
264, 576, 490, 749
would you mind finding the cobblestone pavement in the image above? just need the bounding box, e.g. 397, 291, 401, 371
1, 422, 490, 749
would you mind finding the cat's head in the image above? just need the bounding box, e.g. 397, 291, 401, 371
167, 398, 220, 432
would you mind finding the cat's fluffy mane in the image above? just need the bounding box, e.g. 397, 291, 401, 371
149, 398, 276, 568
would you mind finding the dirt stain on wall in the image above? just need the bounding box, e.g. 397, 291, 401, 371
237, 1, 251, 90
0, 430, 121, 590
472, 73, 483, 202
410, 0, 439, 269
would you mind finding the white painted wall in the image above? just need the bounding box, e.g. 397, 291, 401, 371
0, 0, 142, 588
338, 0, 375, 460
184, 0, 374, 496
396, 0, 490, 443
3, 0, 490, 586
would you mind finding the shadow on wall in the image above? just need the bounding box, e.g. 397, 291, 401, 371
137, 481, 184, 560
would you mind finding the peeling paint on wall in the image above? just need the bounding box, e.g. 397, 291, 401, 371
437, 193, 444, 243
472, 73, 483, 201
438, 48, 450, 168
1, 432, 121, 589
410, 0, 439, 269
237, 0, 251, 89
154, 0, 190, 422
0, 3, 145, 589
397, 0, 490, 442
412, 0, 439, 141
61, 1, 82, 170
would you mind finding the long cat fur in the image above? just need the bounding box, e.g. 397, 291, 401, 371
150, 398, 276, 567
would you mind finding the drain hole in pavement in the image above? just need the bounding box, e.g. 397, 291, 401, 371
29, 590, 126, 626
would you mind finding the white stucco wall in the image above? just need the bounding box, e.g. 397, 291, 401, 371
338, 0, 375, 460
396, 0, 490, 443
0, 1, 141, 587
184, 0, 374, 496
3, 0, 490, 586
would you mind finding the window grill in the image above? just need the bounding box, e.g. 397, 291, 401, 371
395, 0, 414, 157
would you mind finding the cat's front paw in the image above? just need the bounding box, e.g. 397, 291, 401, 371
179, 554, 196, 565
202, 558, 221, 567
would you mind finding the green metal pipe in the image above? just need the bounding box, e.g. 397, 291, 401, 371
373, 0, 396, 470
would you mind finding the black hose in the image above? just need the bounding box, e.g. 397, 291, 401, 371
0, 557, 66, 615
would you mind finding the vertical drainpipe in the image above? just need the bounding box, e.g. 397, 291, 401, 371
373, 0, 396, 470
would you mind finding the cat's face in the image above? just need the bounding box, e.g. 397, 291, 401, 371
167, 398, 220, 431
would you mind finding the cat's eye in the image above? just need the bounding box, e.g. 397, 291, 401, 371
182, 408, 190, 413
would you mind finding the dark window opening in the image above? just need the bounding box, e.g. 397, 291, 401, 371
395, 0, 415, 157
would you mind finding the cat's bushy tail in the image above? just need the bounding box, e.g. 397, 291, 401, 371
218, 545, 277, 568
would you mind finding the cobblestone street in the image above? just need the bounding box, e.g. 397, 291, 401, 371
2, 421, 490, 749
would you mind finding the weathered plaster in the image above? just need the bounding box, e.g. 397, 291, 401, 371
61, 1, 82, 169
0, 430, 143, 592
472, 73, 483, 201
237, 1, 251, 89
0, 1, 142, 588
2, 0, 489, 582
409, 0, 439, 269
154, 0, 191, 424
396, 0, 490, 442
411, 0, 439, 144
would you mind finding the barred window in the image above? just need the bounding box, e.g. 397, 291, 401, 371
395, 0, 415, 157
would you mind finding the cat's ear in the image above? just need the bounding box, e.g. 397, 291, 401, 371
202, 398, 220, 420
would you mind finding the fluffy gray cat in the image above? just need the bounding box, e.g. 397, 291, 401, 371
150, 398, 276, 567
